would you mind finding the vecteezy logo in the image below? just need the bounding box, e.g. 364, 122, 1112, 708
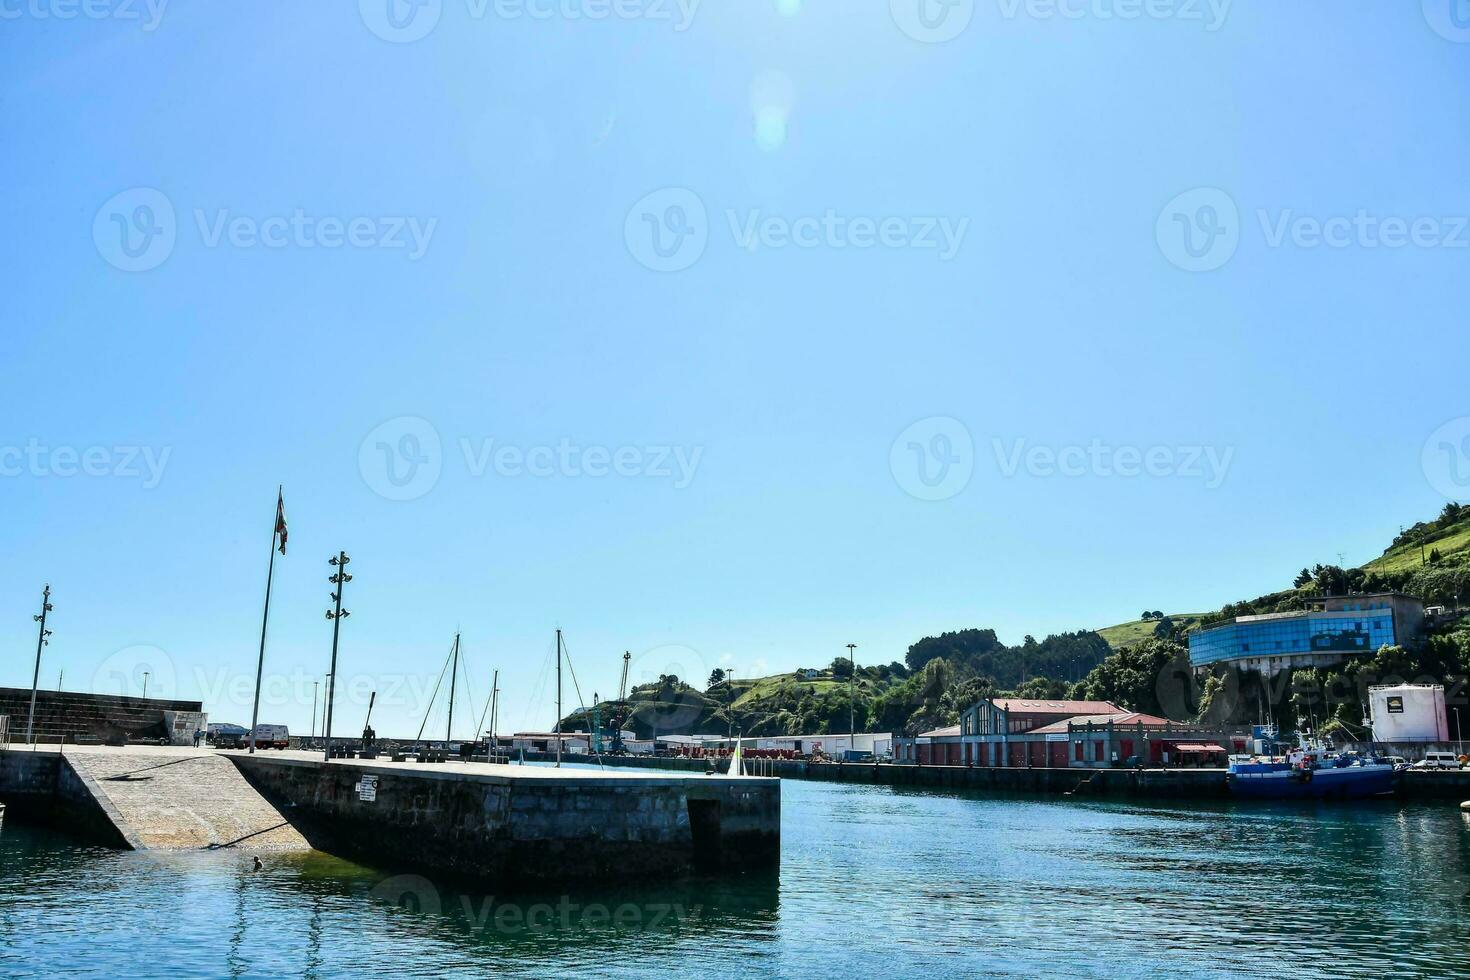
889, 416, 974, 501
359, 0, 442, 42
626, 645, 710, 733
93, 188, 176, 272
890, 0, 974, 43
1155, 187, 1240, 272
1423, 0, 1470, 42
1423, 417, 1470, 502
369, 874, 443, 915
91, 645, 178, 700
359, 417, 443, 501
624, 188, 708, 272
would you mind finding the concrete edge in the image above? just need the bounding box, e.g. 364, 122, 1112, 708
225, 752, 777, 790
59, 753, 145, 850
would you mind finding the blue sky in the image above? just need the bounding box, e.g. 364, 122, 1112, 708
2, 1, 1468, 737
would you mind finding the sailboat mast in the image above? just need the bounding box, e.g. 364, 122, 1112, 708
446, 632, 460, 747
489, 669, 499, 754
555, 628, 563, 768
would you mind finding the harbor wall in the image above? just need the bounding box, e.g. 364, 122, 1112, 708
0, 749, 60, 811
517, 752, 1230, 797
229, 754, 779, 883
540, 753, 1470, 802
1398, 768, 1470, 799
0, 749, 135, 846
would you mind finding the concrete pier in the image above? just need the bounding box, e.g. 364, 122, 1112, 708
228, 751, 780, 883
0, 746, 781, 885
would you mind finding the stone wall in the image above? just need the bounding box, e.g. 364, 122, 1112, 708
229, 755, 779, 884
0, 749, 60, 811
526, 752, 1232, 798
0, 688, 203, 745
0, 749, 132, 845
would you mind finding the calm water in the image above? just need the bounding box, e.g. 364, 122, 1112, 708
4, 779, 1470, 978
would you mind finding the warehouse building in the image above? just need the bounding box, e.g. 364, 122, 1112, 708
895, 696, 1239, 768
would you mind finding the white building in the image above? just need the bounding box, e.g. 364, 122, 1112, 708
1368, 684, 1450, 743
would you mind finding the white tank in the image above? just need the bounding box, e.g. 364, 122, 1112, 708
1369, 684, 1450, 743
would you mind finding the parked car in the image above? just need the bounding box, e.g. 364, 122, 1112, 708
1384, 756, 1410, 771
207, 723, 248, 749
1410, 751, 1464, 770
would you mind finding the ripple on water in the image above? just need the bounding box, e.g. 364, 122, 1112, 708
3, 780, 1470, 978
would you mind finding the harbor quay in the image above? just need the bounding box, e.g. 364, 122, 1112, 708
228, 750, 779, 881
519, 750, 1470, 801
0, 745, 780, 883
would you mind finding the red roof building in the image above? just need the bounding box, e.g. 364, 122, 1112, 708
895, 698, 1239, 769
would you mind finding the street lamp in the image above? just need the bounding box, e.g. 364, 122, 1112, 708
142, 671, 150, 701
323, 552, 352, 762
26, 584, 54, 745
846, 642, 858, 758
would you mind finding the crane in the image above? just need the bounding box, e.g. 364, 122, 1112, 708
360, 691, 378, 758
610, 650, 632, 754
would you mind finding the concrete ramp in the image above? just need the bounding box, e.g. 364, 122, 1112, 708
63, 748, 309, 852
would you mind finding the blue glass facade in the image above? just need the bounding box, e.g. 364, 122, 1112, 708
1189, 612, 1397, 667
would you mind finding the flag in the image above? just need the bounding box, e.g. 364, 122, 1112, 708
275, 491, 288, 555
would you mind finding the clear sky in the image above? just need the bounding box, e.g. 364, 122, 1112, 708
2, 1, 1468, 738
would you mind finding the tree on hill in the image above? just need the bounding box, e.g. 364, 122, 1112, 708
905, 628, 1003, 672
1007, 676, 1070, 700
1071, 637, 1193, 719
1294, 567, 1313, 588
708, 668, 726, 688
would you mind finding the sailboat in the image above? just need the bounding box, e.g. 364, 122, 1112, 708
728, 737, 746, 777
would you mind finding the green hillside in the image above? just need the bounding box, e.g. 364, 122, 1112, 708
1096, 614, 1206, 651
1364, 520, 1470, 574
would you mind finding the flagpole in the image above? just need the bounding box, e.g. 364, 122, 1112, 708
248, 487, 282, 754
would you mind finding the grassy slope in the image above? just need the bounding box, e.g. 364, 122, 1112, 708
1096, 614, 1206, 650
730, 673, 844, 709
1363, 522, 1470, 573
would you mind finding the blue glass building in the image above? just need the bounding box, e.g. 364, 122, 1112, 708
1188, 593, 1424, 673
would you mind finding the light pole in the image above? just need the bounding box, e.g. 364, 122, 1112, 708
1455, 707, 1463, 757
142, 671, 150, 701
311, 681, 319, 742
26, 584, 54, 745
846, 642, 857, 758
323, 552, 352, 762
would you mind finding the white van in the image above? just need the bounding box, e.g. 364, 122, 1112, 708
1411, 751, 1463, 770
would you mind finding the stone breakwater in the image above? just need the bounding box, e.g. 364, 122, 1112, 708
228, 751, 779, 882
0, 747, 780, 884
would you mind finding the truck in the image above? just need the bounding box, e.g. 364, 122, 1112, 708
248, 724, 290, 750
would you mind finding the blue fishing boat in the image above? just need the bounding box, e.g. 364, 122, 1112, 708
1228, 736, 1396, 801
